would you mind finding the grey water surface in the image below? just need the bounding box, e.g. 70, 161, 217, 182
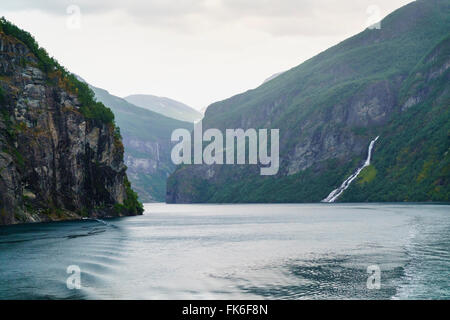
0, 203, 448, 299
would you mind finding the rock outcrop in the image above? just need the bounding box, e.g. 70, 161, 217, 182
0, 20, 143, 225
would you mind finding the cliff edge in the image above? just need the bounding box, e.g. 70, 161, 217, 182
0, 18, 143, 225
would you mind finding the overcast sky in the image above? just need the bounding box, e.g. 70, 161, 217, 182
1, 0, 413, 111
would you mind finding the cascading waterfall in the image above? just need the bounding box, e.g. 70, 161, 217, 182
322, 136, 379, 203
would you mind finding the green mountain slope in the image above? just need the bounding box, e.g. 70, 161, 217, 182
341, 34, 450, 202
167, 0, 450, 203
91, 86, 193, 202
124, 94, 202, 123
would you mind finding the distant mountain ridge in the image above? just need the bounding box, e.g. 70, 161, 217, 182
124, 94, 202, 123
88, 85, 193, 202
167, 0, 450, 203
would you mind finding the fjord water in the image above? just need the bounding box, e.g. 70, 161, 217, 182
0, 204, 449, 300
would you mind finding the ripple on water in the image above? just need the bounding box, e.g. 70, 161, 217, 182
0, 204, 449, 299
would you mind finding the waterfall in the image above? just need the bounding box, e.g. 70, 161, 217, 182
322, 136, 379, 203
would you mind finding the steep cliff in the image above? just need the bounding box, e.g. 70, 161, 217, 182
90, 85, 193, 202
167, 0, 450, 203
0, 19, 143, 225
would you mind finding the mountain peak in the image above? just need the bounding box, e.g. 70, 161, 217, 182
124, 94, 202, 123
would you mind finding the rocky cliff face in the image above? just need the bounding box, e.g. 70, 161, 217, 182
0, 22, 142, 225
90, 85, 193, 202
167, 0, 450, 203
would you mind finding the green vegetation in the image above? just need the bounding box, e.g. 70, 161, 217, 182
0, 17, 55, 73
0, 18, 144, 214
205, 1, 450, 133
168, 0, 450, 203
340, 39, 450, 202
0, 17, 115, 125
1, 107, 26, 168
214, 158, 363, 203
91, 85, 193, 202
357, 165, 377, 185
167, 157, 363, 203
129, 170, 167, 202
92, 85, 193, 142
0, 86, 4, 104
115, 177, 144, 215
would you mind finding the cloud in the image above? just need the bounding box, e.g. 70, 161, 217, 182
1, 0, 413, 36
1, 0, 414, 108
1, 0, 206, 16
